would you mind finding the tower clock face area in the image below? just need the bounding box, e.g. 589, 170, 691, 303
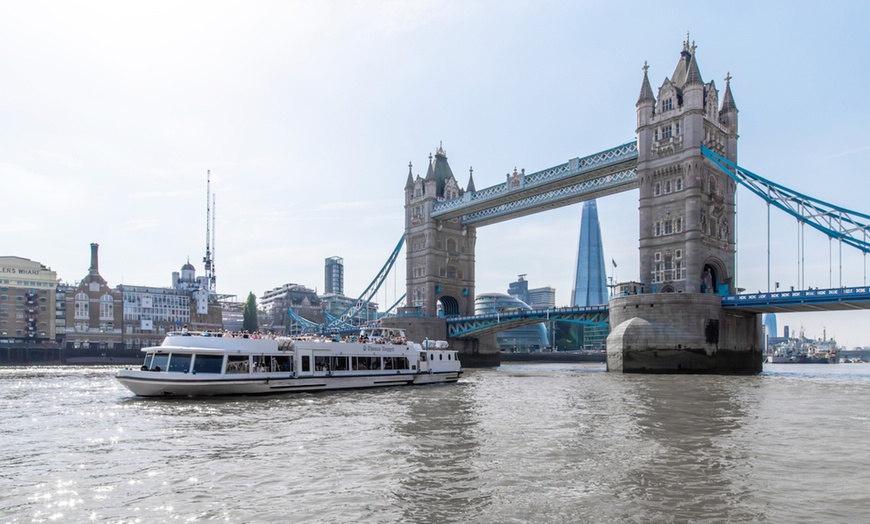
636, 37, 738, 295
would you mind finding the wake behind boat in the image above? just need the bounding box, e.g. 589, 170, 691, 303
115, 326, 461, 397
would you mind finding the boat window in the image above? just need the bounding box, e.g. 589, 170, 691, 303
352, 356, 380, 370
314, 356, 330, 371
330, 356, 348, 371
439, 353, 443, 360
226, 355, 249, 374
253, 356, 269, 373
384, 357, 409, 370
168, 354, 192, 373
150, 353, 169, 371
447, 354, 451, 360
301, 355, 311, 373
273, 355, 293, 372
192, 354, 224, 374
143, 353, 154, 369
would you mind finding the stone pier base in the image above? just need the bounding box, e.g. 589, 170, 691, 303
606, 292, 762, 375
380, 317, 500, 367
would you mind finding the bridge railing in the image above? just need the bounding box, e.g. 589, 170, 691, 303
722, 286, 870, 305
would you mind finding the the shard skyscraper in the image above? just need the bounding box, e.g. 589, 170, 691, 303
571, 199, 609, 306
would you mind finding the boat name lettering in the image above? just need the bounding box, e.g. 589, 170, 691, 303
362, 345, 395, 353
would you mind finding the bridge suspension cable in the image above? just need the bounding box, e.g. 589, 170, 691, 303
702, 145, 870, 261
325, 236, 405, 330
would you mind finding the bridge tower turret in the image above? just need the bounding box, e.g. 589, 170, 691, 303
636, 35, 739, 295
403, 144, 477, 318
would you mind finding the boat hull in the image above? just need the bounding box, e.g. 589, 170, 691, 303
116, 370, 461, 397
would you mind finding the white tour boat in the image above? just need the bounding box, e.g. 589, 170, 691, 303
116, 326, 462, 397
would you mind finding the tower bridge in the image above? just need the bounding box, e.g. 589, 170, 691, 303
379, 36, 870, 373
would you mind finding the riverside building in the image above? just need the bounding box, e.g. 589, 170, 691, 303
0, 256, 58, 343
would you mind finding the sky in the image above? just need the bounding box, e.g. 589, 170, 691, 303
3, 1, 870, 347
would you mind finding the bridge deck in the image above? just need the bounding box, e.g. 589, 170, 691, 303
721, 287, 870, 314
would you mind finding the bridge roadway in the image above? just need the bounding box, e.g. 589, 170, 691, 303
720, 286, 870, 313
445, 286, 870, 337
447, 305, 608, 338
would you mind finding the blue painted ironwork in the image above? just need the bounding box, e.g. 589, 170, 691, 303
722, 286, 870, 313
702, 145, 870, 254
325, 236, 405, 329
380, 294, 406, 317
460, 166, 637, 226
446, 305, 609, 338
286, 307, 321, 333
431, 141, 639, 225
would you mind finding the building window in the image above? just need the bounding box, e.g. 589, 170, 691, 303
676, 177, 683, 191
664, 220, 673, 235
675, 249, 682, 259
662, 98, 673, 112
100, 295, 114, 320
665, 180, 672, 193
654, 222, 661, 236
661, 125, 673, 139
74, 293, 89, 320
675, 122, 681, 136
654, 182, 661, 196
654, 252, 661, 262
675, 217, 683, 233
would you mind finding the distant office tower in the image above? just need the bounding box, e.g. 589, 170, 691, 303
571, 199, 609, 306
324, 256, 344, 295
507, 275, 555, 309
507, 274, 530, 304
763, 314, 778, 339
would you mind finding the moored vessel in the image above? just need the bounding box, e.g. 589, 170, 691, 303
116, 326, 461, 397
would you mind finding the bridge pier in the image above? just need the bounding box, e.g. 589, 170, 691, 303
606, 293, 762, 374
380, 317, 501, 367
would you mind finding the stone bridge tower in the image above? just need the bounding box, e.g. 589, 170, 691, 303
403, 144, 477, 317
607, 36, 761, 374
635, 35, 739, 294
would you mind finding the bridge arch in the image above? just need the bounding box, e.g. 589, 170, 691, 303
702, 257, 729, 294
438, 295, 461, 317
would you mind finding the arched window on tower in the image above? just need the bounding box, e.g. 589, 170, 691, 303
447, 238, 458, 254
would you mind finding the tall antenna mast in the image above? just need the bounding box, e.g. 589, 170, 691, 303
204, 170, 215, 293
211, 192, 216, 292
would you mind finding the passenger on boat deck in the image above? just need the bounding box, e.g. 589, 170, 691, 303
182, 324, 190, 336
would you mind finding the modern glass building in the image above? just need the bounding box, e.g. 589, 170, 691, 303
475, 293, 549, 352
324, 256, 344, 296
570, 199, 609, 350
571, 199, 609, 306
763, 313, 778, 351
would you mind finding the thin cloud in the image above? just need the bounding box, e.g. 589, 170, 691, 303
824, 145, 870, 160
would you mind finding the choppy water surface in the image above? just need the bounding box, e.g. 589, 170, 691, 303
2, 363, 869, 523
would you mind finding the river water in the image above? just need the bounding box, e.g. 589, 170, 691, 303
1, 363, 869, 523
